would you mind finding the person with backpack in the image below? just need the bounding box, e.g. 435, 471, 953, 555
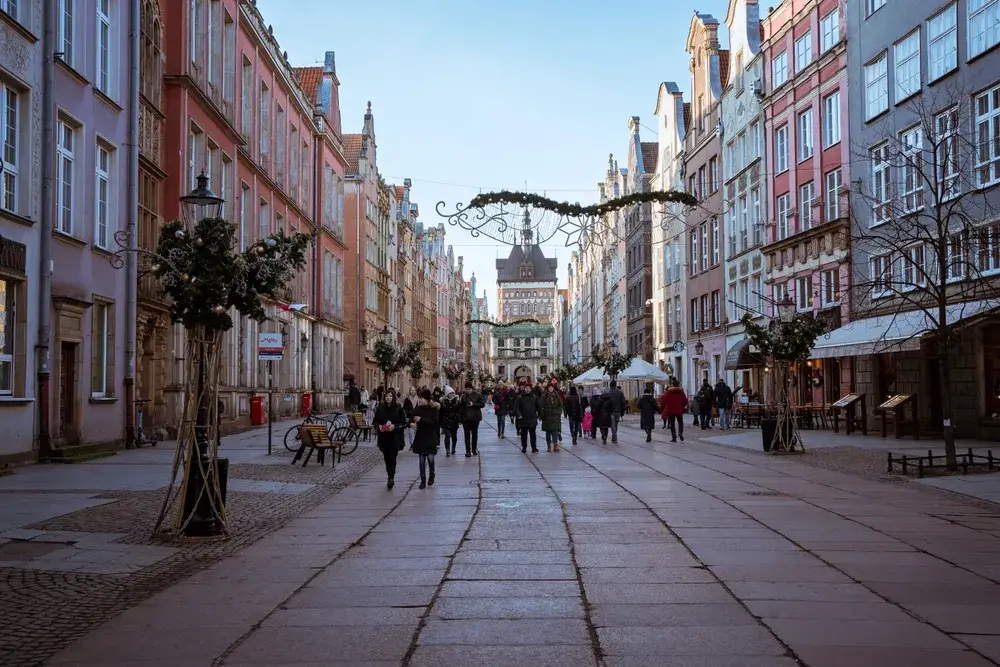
662, 378, 689, 442
438, 386, 462, 457
638, 386, 658, 442
564, 385, 582, 444
461, 381, 486, 457
696, 379, 715, 430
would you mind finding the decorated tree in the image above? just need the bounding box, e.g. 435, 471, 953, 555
408, 356, 425, 381
590, 343, 635, 381
741, 310, 826, 453
151, 217, 310, 538
373, 337, 424, 389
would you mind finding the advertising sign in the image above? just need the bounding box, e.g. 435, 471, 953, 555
257, 332, 284, 361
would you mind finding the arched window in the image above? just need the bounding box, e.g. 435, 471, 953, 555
141, 1, 163, 107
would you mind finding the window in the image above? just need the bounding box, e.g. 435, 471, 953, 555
947, 230, 969, 281
709, 156, 719, 192
698, 166, 707, 199
776, 193, 791, 240
0, 0, 20, 21
222, 12, 235, 105
691, 298, 699, 333
871, 142, 891, 225
691, 230, 699, 274
95, 144, 112, 248
795, 32, 812, 72
1, 84, 18, 213
928, 4, 957, 82
749, 121, 760, 159
751, 187, 762, 245
239, 183, 250, 250
799, 181, 815, 231
57, 120, 75, 235
772, 282, 789, 314
91, 302, 110, 397
894, 31, 921, 102
936, 107, 960, 199
864, 54, 888, 120
58, 0, 75, 67
976, 85, 1000, 186
221, 153, 233, 222
711, 218, 720, 265
823, 92, 840, 148
902, 243, 927, 287
821, 269, 840, 305
969, 0, 1000, 59
870, 253, 892, 296
772, 51, 788, 88
701, 224, 709, 270
0, 278, 14, 395
868, 0, 886, 15
275, 106, 285, 187
825, 168, 842, 222
774, 125, 788, 173
96, 0, 112, 95
798, 109, 813, 162
900, 126, 924, 213
259, 82, 270, 163
978, 222, 1000, 273
820, 10, 839, 53
796, 276, 813, 310
700, 295, 708, 330
240, 55, 252, 142
673, 239, 681, 282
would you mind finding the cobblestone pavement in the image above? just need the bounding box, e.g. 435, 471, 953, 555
36, 414, 1000, 666
0, 420, 382, 667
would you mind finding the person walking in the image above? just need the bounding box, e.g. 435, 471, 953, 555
564, 385, 582, 444
589, 391, 603, 439
461, 381, 486, 457
696, 379, 715, 430
439, 386, 462, 457
514, 383, 542, 453
410, 388, 440, 489
714, 378, 734, 430
492, 380, 509, 438
541, 382, 564, 451
638, 386, 657, 442
374, 389, 407, 489
402, 386, 418, 450
359, 387, 370, 413
581, 405, 593, 439
348, 382, 361, 413
663, 378, 688, 442
658, 386, 671, 430
504, 385, 517, 428
605, 381, 626, 444
595, 390, 614, 444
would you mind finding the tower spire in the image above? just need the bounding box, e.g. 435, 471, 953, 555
521, 207, 533, 250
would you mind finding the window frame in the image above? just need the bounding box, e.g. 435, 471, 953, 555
95, 142, 112, 249
928, 3, 958, 82
894, 30, 921, 103
899, 125, 924, 214
821, 268, 841, 305
825, 168, 842, 223
56, 119, 75, 235
870, 142, 891, 226
96, 0, 113, 97
820, 9, 839, 53
823, 90, 841, 148
797, 108, 814, 162
795, 275, 813, 311
58, 0, 75, 67
0, 278, 14, 396
799, 181, 815, 232
1, 83, 19, 214
864, 52, 889, 121
794, 31, 813, 73
772, 51, 788, 88
975, 83, 1000, 187
91, 301, 110, 398
968, 0, 1000, 61
776, 192, 791, 241
774, 124, 789, 173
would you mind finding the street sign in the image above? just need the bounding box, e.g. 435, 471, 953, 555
257, 332, 283, 361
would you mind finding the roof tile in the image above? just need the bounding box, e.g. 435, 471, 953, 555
719, 49, 730, 89
292, 66, 322, 103
344, 133, 363, 174
640, 142, 658, 173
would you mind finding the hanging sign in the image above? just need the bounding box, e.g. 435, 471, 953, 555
257, 332, 284, 361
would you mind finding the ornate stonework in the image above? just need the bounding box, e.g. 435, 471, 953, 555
0, 14, 42, 222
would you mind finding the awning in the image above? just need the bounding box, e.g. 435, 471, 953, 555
809, 299, 1000, 360
725, 338, 765, 369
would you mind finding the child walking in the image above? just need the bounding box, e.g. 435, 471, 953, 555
582, 406, 593, 439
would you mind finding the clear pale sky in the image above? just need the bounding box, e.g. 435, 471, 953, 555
259, 0, 730, 304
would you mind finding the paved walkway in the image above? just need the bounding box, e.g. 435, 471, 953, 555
42, 418, 1000, 666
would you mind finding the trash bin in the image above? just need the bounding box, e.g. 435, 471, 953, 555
250, 396, 265, 425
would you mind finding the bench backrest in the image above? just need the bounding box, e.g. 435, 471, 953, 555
299, 424, 332, 447
351, 412, 370, 426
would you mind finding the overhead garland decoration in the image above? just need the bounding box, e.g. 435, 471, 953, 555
467, 190, 698, 218
465, 318, 540, 328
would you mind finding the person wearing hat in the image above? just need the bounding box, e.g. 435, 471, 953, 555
439, 385, 462, 457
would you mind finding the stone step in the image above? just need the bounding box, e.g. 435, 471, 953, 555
44, 441, 121, 464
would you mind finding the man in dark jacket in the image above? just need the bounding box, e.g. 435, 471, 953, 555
564, 385, 582, 444
697, 379, 715, 430
461, 381, 486, 456
439, 387, 462, 457
514, 383, 541, 453
714, 378, 734, 430
638, 386, 657, 442
605, 381, 626, 443
492, 381, 509, 438
589, 392, 602, 439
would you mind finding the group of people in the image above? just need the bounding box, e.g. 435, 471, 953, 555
370, 383, 486, 490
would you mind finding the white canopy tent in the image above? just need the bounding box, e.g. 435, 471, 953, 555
617, 357, 670, 382
572, 367, 609, 385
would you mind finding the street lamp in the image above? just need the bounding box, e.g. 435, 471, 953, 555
379, 325, 391, 342
180, 173, 225, 219
694, 339, 705, 356
777, 294, 796, 324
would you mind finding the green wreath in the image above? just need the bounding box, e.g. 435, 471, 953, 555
467, 190, 698, 217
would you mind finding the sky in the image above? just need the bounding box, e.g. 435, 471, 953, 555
258, 0, 731, 305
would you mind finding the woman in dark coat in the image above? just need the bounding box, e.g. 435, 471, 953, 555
637, 387, 658, 442
593, 392, 613, 444
410, 388, 441, 489
514, 384, 542, 454
564, 386, 582, 445
374, 389, 408, 490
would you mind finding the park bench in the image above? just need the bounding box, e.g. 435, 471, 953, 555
350, 412, 375, 442
292, 423, 346, 467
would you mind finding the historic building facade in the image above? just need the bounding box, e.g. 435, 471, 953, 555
651, 82, 690, 385
721, 0, 768, 396
0, 1, 43, 463
684, 12, 729, 391
761, 0, 850, 406
624, 117, 656, 362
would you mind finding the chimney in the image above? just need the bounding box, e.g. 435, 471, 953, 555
629, 116, 641, 136
323, 51, 336, 74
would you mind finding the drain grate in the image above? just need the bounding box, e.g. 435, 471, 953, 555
745, 491, 783, 497
475, 478, 510, 484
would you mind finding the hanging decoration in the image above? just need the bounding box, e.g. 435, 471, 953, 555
465, 317, 540, 328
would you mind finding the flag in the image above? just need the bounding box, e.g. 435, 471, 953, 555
281, 304, 308, 312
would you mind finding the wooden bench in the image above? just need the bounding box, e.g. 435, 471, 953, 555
292, 423, 345, 467
350, 412, 375, 442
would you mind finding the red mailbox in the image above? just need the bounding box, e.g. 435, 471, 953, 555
250, 395, 265, 425
301, 392, 312, 417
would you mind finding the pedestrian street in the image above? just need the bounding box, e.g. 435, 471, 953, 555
44, 417, 1000, 667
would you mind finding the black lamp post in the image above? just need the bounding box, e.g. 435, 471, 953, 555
180, 175, 225, 538
694, 339, 704, 356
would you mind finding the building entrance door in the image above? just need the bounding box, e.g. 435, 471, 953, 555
59, 341, 77, 441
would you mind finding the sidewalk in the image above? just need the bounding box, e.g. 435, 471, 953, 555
37, 420, 1000, 666
0, 418, 383, 667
